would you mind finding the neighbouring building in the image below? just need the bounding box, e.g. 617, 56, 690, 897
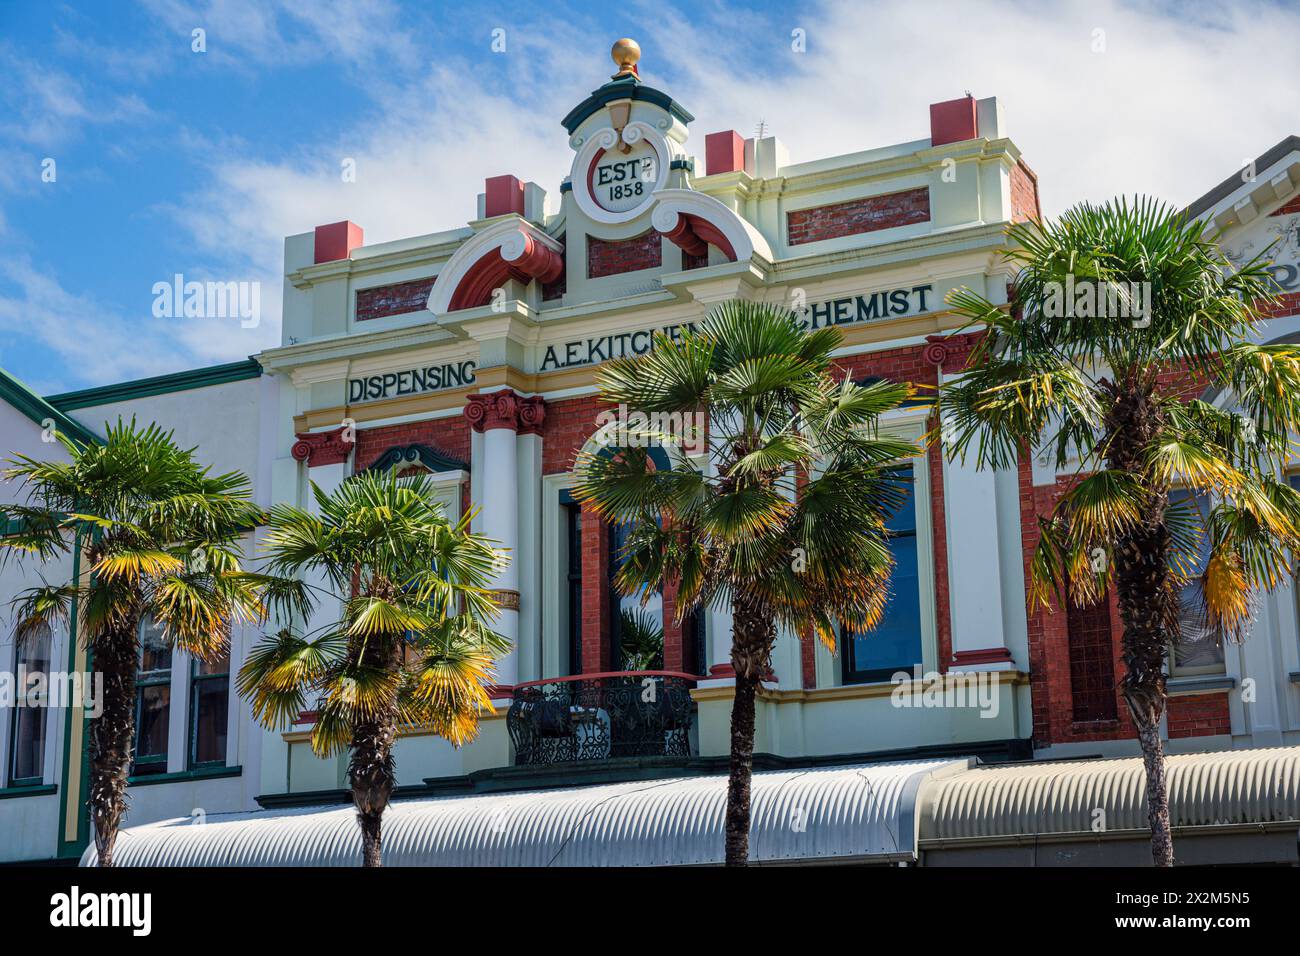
2, 42, 1298, 866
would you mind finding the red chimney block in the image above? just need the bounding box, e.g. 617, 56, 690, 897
484, 175, 526, 218
314, 221, 364, 264
705, 130, 746, 176
929, 96, 979, 147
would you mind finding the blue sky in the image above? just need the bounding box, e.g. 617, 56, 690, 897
1, 0, 1298, 393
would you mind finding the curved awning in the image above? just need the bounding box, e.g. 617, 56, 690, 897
82, 759, 971, 867
917, 746, 1300, 865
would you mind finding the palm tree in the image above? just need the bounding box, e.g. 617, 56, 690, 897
237, 469, 509, 867
0, 419, 271, 866
940, 197, 1300, 866
572, 300, 920, 865
618, 606, 664, 671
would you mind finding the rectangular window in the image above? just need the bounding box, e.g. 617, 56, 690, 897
565, 503, 583, 675
1067, 595, 1117, 721
133, 617, 171, 776
8, 629, 51, 785
189, 649, 230, 768
844, 466, 923, 684
1168, 490, 1227, 676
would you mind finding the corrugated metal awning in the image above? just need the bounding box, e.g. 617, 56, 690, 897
919, 746, 1300, 843
84, 759, 972, 867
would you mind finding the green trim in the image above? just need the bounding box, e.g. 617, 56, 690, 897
127, 764, 241, 788
0, 368, 98, 446
45, 358, 262, 411
0, 784, 57, 800
561, 76, 694, 134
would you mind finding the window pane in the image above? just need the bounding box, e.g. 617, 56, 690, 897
10, 630, 51, 782
1168, 490, 1225, 673
566, 505, 583, 676
848, 468, 922, 681
193, 648, 230, 677
190, 678, 228, 766
139, 618, 172, 675
610, 519, 662, 670
850, 533, 922, 674
10, 706, 46, 782
136, 684, 170, 765
16, 631, 51, 682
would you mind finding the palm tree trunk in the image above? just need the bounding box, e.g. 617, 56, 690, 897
1107, 386, 1176, 867
725, 670, 758, 866
1126, 687, 1173, 866
724, 592, 776, 867
87, 623, 138, 868
349, 713, 398, 867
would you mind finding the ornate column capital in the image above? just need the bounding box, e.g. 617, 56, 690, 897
291, 426, 354, 467
463, 388, 546, 434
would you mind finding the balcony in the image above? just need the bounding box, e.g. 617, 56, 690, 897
507, 671, 698, 766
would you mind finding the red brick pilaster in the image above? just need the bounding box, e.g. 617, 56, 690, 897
580, 504, 612, 673
662, 574, 684, 672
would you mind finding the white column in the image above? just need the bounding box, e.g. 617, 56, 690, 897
934, 341, 1018, 672
516, 432, 543, 683
481, 424, 521, 687
942, 456, 1015, 669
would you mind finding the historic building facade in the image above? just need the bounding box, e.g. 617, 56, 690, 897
1, 43, 1299, 864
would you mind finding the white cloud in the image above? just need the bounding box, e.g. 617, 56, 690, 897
170, 0, 1300, 295
646, 0, 1300, 214
0, 257, 194, 391
9, 0, 1300, 390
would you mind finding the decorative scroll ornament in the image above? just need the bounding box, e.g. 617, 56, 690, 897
924, 332, 982, 375
291, 426, 354, 467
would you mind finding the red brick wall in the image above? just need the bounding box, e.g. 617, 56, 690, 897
1260, 291, 1300, 319
355, 277, 435, 322
1020, 466, 1135, 745
1021, 359, 1222, 746
587, 230, 662, 278
1010, 160, 1042, 223
1167, 693, 1231, 739
542, 394, 611, 476
787, 188, 930, 246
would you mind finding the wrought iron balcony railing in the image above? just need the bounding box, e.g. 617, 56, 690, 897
507, 671, 698, 766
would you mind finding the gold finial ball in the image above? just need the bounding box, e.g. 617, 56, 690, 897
611, 37, 641, 74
